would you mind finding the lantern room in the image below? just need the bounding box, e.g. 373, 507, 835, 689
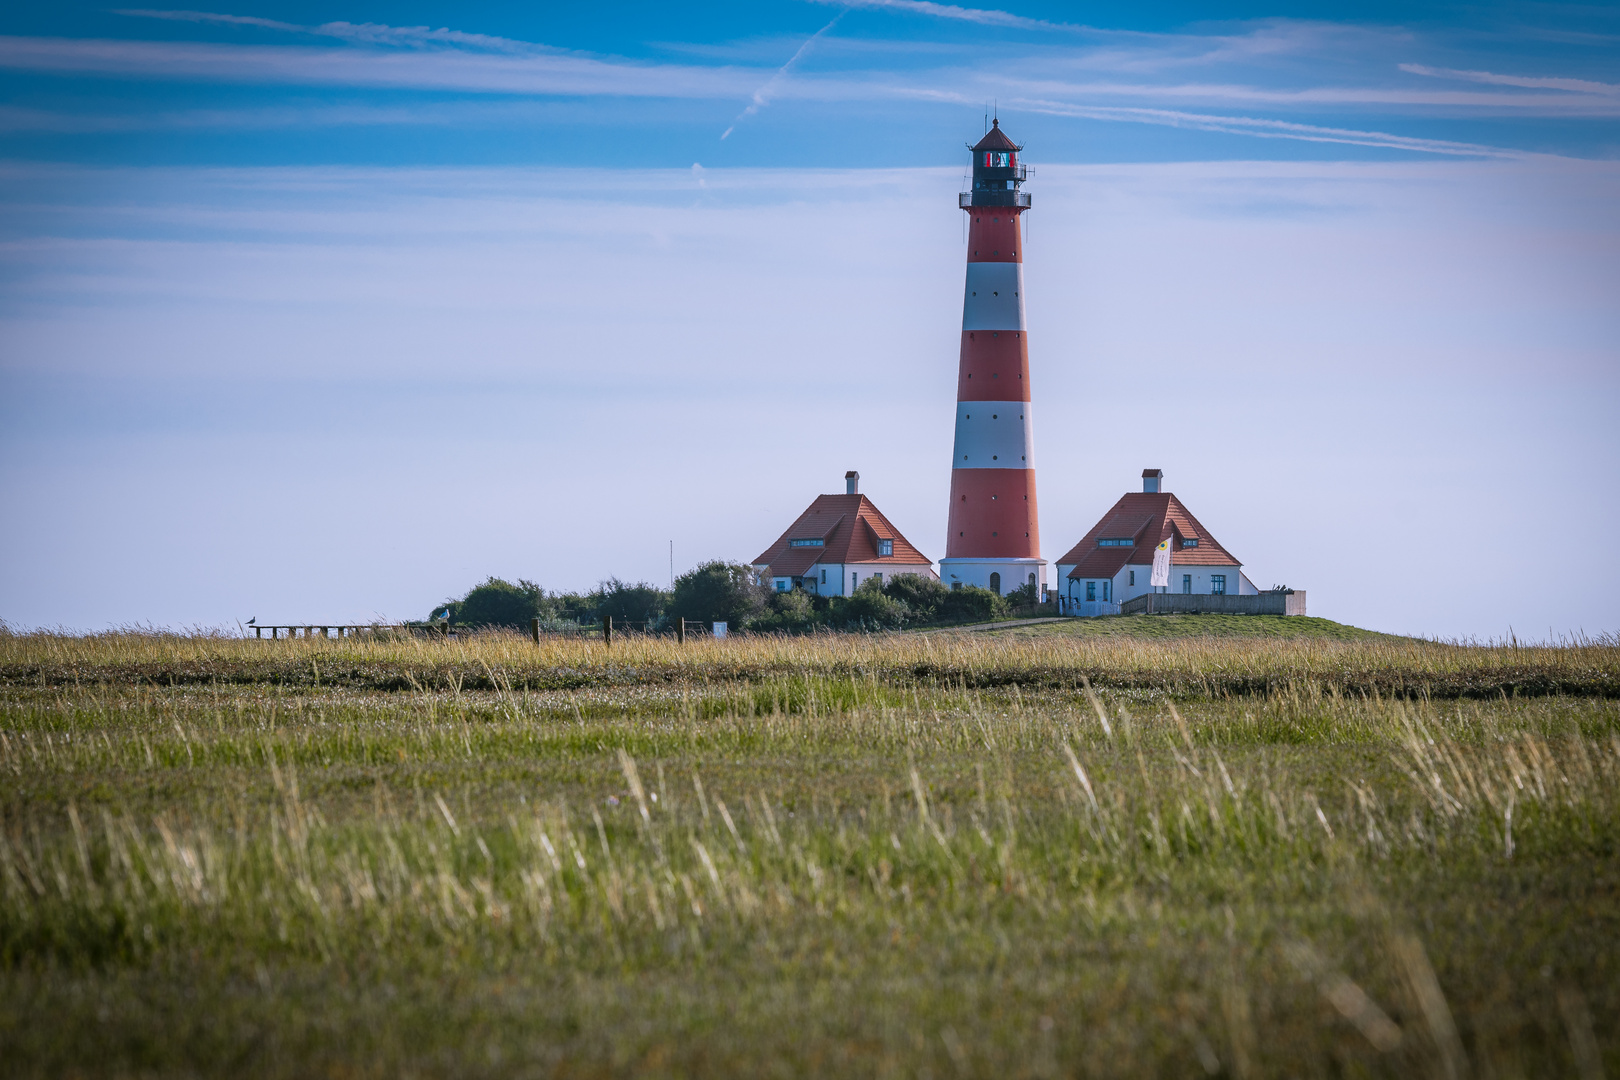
965, 119, 1030, 209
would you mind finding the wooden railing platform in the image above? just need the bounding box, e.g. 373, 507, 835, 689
248, 625, 432, 639
248, 618, 719, 643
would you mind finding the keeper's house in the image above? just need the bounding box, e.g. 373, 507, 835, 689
752, 472, 938, 597
1054, 469, 1265, 617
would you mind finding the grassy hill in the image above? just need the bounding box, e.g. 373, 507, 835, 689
975, 613, 1402, 641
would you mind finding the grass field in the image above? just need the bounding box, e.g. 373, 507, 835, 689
1, 625, 1616, 1077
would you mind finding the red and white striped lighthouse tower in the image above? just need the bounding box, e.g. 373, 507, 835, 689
939, 119, 1046, 598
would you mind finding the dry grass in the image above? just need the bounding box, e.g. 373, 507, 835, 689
0, 630, 1616, 1077
4, 622, 1616, 698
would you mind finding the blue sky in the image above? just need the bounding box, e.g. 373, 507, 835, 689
1, 2, 1617, 637
0, 2, 1616, 166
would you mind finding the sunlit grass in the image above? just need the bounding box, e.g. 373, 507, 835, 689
0, 631, 1615, 1077
4, 621, 1616, 699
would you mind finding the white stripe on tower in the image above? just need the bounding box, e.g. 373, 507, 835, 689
961, 263, 1026, 331
952, 402, 1034, 467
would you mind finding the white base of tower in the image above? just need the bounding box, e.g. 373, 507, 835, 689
939, 557, 1046, 597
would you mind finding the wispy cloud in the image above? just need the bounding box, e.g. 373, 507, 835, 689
0, 99, 572, 133
0, 35, 756, 98
115, 10, 302, 32
1400, 63, 1620, 97
722, 13, 844, 139
998, 75, 1620, 114
805, 0, 1075, 32
115, 9, 544, 53
1006, 97, 1533, 158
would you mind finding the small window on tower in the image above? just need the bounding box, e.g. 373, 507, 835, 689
983, 152, 1011, 168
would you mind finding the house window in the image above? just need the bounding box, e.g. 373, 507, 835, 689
1128, 570, 1135, 586
1085, 581, 1096, 602
851, 572, 857, 591
820, 568, 826, 585
873, 573, 882, 585
1182, 538, 1199, 548
1102, 580, 1110, 602
989, 572, 1001, 594
789, 538, 824, 548
1212, 575, 1226, 595
1097, 538, 1134, 547
1182, 575, 1192, 594
775, 579, 790, 592
878, 539, 893, 557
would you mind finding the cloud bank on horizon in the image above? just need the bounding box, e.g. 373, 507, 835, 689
0, 1, 1617, 639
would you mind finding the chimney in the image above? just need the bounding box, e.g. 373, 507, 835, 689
1142, 468, 1163, 494
845, 470, 860, 496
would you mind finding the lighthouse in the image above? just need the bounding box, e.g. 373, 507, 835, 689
938, 119, 1046, 598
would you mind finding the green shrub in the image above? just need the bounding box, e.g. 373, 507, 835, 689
749, 588, 820, 633
882, 574, 950, 621
842, 578, 910, 629
593, 578, 668, 627
939, 585, 1008, 623
434, 578, 545, 629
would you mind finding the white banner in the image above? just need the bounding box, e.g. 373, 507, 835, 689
1150, 536, 1172, 588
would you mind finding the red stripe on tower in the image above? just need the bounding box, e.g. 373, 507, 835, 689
939, 119, 1046, 599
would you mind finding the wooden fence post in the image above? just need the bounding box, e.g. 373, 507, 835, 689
530, 617, 540, 645
603, 616, 613, 647
677, 617, 685, 644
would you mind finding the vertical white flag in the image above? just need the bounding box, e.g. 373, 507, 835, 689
1150, 535, 1173, 588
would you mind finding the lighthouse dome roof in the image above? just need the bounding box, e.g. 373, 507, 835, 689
970, 119, 1021, 153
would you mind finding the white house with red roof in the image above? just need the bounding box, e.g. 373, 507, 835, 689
752, 472, 937, 597
1054, 469, 1261, 616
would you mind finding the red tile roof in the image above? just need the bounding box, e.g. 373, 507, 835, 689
1055, 493, 1240, 580
753, 494, 932, 577
971, 120, 1020, 152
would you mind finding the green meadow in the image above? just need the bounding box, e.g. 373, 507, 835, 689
1, 624, 1615, 1077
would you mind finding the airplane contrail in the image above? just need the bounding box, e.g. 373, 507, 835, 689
721, 12, 845, 140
